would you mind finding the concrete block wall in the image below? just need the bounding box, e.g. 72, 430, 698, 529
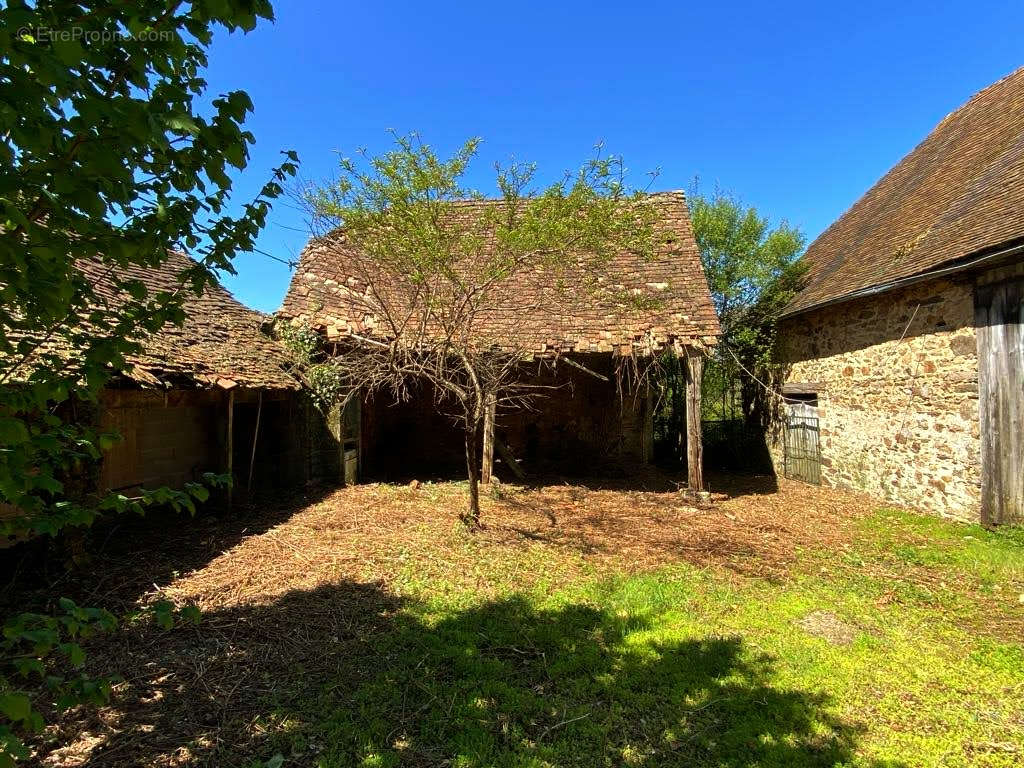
99, 389, 222, 492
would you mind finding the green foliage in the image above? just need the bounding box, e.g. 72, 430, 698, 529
304, 132, 659, 522
0, 1, 295, 761
274, 320, 346, 411
691, 187, 805, 423
308, 133, 658, 293
0, 599, 114, 765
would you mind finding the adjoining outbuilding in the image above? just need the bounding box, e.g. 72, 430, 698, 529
774, 67, 1024, 524
278, 191, 720, 487
87, 252, 338, 502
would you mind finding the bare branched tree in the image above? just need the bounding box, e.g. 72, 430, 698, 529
296, 133, 660, 526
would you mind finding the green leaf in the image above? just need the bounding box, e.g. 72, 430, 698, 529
0, 417, 29, 445
0, 693, 31, 723
61, 642, 86, 668
166, 114, 201, 135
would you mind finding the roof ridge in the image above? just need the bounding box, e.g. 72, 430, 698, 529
932, 64, 1024, 130
429, 190, 687, 205
786, 66, 1024, 316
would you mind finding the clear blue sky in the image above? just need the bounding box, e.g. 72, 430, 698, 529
202, 0, 1024, 312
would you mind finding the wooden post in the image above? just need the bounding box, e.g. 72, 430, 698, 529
684, 350, 704, 494
226, 388, 235, 509
642, 384, 654, 464
247, 390, 262, 492
481, 394, 496, 484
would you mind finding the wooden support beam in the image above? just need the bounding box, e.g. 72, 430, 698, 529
247, 391, 262, 492
494, 434, 527, 482
684, 351, 704, 494
481, 394, 496, 484
226, 388, 235, 509
642, 384, 654, 464
560, 355, 610, 382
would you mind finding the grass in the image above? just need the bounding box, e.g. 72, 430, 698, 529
300, 512, 1021, 768
27, 478, 1024, 767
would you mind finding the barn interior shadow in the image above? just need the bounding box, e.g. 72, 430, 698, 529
38, 581, 905, 768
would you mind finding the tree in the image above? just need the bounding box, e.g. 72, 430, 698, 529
0, 2, 295, 762
688, 187, 805, 425
296, 134, 657, 526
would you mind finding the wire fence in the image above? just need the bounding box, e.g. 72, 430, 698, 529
701, 418, 774, 474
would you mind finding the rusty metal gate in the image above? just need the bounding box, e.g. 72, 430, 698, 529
784, 400, 821, 484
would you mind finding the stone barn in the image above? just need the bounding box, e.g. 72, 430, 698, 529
278, 191, 720, 488
774, 67, 1024, 525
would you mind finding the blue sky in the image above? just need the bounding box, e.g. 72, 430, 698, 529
202, 1, 1024, 312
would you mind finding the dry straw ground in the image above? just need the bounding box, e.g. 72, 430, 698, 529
9, 472, 1021, 767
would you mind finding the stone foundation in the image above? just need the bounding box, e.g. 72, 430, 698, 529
773, 277, 982, 521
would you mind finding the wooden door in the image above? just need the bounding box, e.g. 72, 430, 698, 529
975, 277, 1024, 525
784, 399, 821, 485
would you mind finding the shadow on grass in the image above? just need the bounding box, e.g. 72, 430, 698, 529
42, 581, 904, 768
0, 484, 336, 616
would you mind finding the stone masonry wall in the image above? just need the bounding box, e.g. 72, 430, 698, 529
772, 277, 981, 521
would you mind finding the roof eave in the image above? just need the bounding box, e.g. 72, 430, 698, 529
780, 239, 1024, 319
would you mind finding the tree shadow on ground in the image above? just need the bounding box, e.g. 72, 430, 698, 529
705, 471, 781, 500
0, 484, 336, 616
41, 581, 904, 768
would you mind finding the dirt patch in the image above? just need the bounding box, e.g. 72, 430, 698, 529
15, 471, 886, 767
156, 472, 878, 610
797, 610, 859, 646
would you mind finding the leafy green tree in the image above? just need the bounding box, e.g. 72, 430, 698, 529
0, 2, 296, 762
689, 187, 805, 424
299, 133, 657, 526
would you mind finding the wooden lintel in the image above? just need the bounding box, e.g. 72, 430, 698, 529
781, 381, 823, 395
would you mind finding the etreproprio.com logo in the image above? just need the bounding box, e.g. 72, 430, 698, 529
17, 26, 174, 44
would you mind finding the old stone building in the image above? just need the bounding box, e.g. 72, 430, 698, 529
278, 192, 720, 485
774, 68, 1024, 524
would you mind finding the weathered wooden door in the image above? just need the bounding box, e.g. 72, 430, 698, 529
975, 277, 1024, 525
784, 399, 821, 485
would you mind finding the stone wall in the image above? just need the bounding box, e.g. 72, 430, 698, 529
773, 277, 982, 521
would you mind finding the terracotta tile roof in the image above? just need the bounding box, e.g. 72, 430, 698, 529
79, 252, 298, 390
784, 66, 1024, 317
278, 191, 719, 355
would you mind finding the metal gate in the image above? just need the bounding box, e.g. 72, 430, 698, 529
784, 400, 821, 484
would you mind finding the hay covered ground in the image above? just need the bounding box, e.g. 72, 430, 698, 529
12, 472, 1024, 767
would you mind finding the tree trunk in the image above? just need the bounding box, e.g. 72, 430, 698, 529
463, 422, 481, 528
481, 393, 496, 484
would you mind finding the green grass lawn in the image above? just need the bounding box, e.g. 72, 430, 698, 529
35, 482, 1024, 767
256, 503, 1023, 767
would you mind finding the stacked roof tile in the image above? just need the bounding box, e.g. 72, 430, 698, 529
279, 191, 719, 355
79, 251, 297, 390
